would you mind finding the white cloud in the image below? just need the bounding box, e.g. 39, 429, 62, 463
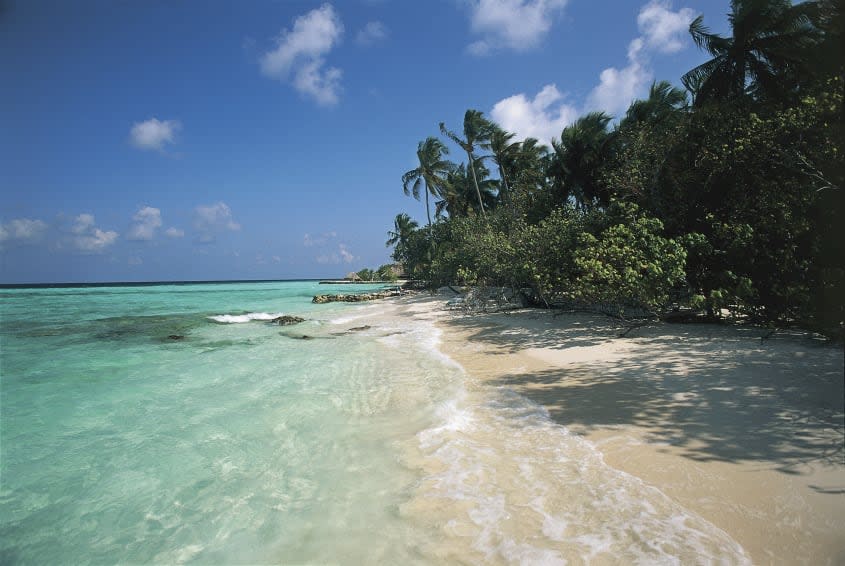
490, 84, 579, 143
586, 57, 651, 117
467, 0, 567, 54
0, 218, 48, 245
127, 206, 162, 241
260, 4, 344, 106
303, 231, 337, 247
128, 256, 143, 266
637, 0, 696, 54
193, 202, 240, 243
491, 1, 694, 126
129, 118, 181, 151
585, 0, 692, 116
355, 21, 387, 45
69, 213, 118, 253
272, 255, 281, 263
165, 227, 185, 238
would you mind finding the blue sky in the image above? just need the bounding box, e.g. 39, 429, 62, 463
0, 0, 727, 283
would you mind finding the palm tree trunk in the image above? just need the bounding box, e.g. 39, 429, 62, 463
424, 185, 432, 228
467, 150, 487, 218
497, 164, 510, 206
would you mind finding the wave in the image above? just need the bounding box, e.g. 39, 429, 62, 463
208, 312, 285, 324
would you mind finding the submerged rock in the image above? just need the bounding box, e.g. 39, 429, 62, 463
270, 315, 305, 326
167, 334, 185, 340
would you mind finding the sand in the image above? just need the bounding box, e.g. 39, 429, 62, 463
428, 300, 845, 565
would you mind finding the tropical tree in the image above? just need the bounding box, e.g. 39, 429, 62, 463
436, 161, 498, 218
682, 0, 822, 105
549, 112, 615, 208
440, 110, 494, 217
621, 80, 687, 128
485, 125, 520, 206
386, 213, 419, 263
402, 137, 452, 228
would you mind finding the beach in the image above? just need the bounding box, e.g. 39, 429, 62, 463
404, 294, 845, 565
2, 281, 842, 564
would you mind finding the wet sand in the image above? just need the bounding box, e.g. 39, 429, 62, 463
433, 303, 845, 565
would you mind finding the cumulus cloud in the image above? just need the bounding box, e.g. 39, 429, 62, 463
586, 55, 651, 117
585, 0, 694, 116
637, 0, 696, 54
260, 4, 344, 106
129, 118, 181, 151
0, 218, 48, 246
489, 1, 694, 141
127, 206, 162, 241
165, 227, 185, 238
68, 213, 119, 253
193, 202, 240, 243
490, 84, 579, 143
355, 21, 387, 45
467, 0, 567, 55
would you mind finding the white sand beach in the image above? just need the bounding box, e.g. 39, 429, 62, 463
394, 294, 844, 564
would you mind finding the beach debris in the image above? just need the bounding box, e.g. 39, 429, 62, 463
348, 325, 371, 332
270, 315, 306, 326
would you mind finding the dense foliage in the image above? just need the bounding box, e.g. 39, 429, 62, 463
389, 0, 843, 337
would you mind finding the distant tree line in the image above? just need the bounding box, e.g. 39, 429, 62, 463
388, 0, 844, 337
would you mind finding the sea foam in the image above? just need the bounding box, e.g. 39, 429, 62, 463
208, 312, 285, 323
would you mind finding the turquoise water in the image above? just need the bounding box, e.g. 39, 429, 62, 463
1, 281, 458, 564
1, 281, 751, 564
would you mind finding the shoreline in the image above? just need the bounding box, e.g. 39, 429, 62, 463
415, 297, 845, 564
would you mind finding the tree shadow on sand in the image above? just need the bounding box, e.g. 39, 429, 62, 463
446, 311, 844, 474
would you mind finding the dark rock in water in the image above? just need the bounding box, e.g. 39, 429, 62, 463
270, 315, 305, 326
312, 290, 402, 304
167, 335, 185, 340
348, 325, 371, 332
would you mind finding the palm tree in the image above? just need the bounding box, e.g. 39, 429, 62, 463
622, 80, 687, 128
386, 213, 419, 262
439, 110, 493, 217
436, 162, 498, 218
486, 125, 519, 207
682, 0, 821, 105
550, 112, 615, 208
402, 137, 452, 228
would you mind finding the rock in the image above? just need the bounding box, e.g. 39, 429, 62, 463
270, 315, 305, 325
312, 290, 402, 304
167, 335, 185, 340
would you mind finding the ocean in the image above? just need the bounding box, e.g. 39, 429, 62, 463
0, 281, 749, 564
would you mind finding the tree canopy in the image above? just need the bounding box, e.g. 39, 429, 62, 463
391, 0, 843, 338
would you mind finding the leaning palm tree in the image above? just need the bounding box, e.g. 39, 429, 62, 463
440, 110, 493, 217
485, 125, 519, 207
681, 0, 821, 104
402, 137, 452, 228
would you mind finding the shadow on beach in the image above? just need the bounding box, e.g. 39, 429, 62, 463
444, 311, 845, 474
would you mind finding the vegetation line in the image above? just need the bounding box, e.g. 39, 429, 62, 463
382, 0, 843, 339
